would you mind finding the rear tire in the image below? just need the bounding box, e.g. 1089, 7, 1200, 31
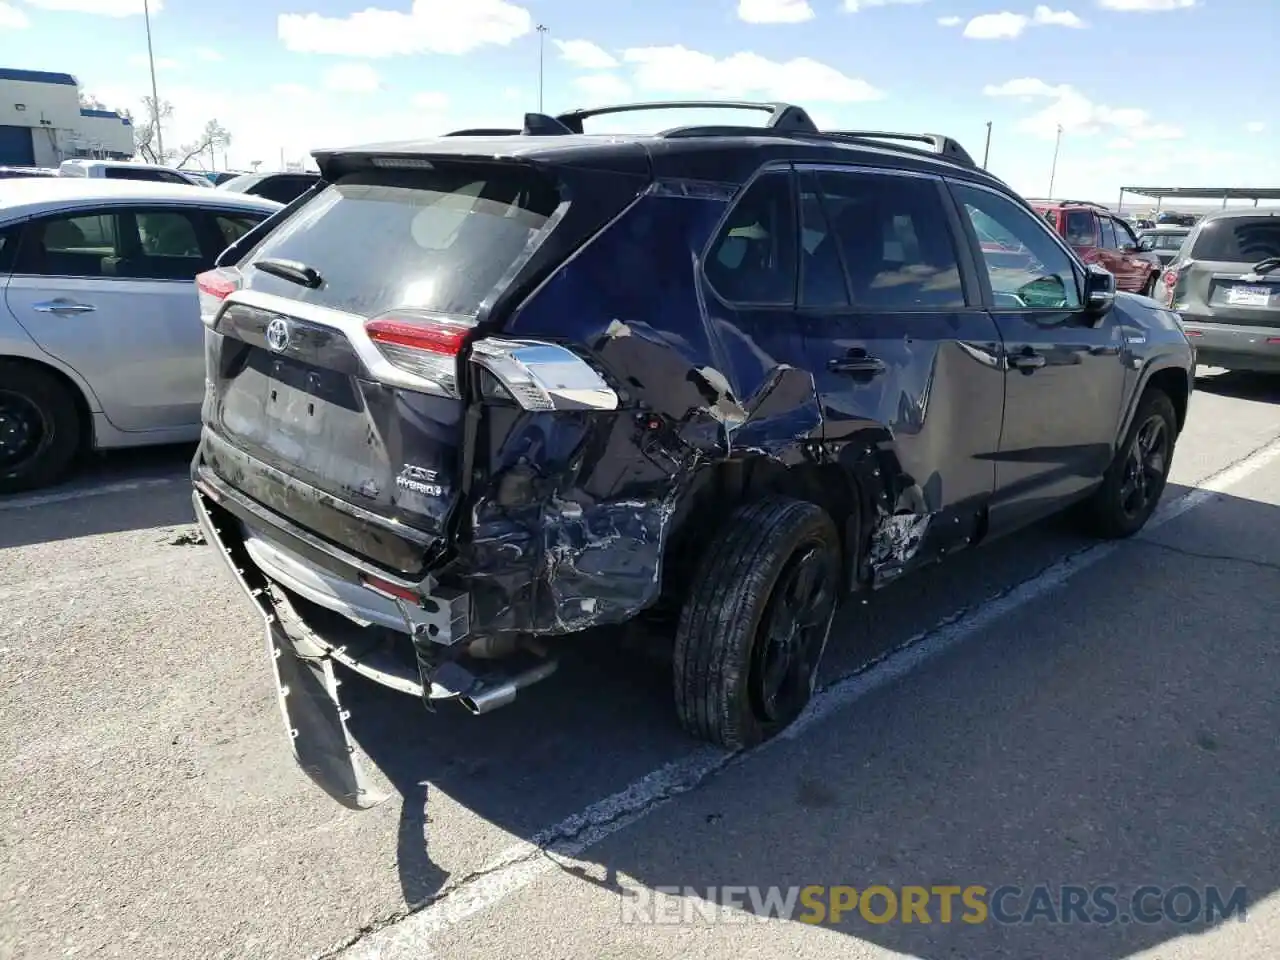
0, 361, 83, 494
673, 497, 841, 751
1077, 389, 1177, 539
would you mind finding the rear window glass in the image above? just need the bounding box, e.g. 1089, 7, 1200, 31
1140, 232, 1187, 252
243, 166, 559, 317
1190, 217, 1280, 263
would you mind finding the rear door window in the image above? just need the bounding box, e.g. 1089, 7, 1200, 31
802, 168, 965, 310
243, 165, 560, 318
213, 213, 265, 247
130, 209, 212, 279
1113, 218, 1138, 248
1189, 217, 1280, 263
256, 176, 316, 205
1099, 217, 1117, 249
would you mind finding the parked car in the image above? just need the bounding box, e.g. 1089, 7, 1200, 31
1158, 212, 1198, 228
1032, 200, 1162, 295
217, 170, 321, 205
58, 158, 212, 188
189, 101, 1195, 807
0, 178, 282, 492
1137, 226, 1191, 266
0, 166, 58, 179
1158, 208, 1280, 372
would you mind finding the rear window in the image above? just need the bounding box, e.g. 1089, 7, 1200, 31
105, 167, 172, 183
1190, 217, 1280, 263
242, 165, 560, 317
1140, 232, 1187, 252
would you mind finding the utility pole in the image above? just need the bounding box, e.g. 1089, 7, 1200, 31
982, 121, 992, 169
1047, 123, 1063, 199
143, 0, 164, 163
536, 24, 549, 112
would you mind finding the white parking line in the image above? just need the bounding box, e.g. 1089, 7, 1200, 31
0, 475, 185, 511
338, 432, 1280, 960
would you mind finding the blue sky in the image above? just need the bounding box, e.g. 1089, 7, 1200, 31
1, 0, 1275, 202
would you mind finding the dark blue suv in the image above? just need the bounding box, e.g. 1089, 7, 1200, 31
190, 101, 1196, 807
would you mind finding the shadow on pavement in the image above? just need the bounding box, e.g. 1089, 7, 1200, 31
1194, 369, 1279, 404
0, 444, 196, 549
340, 479, 1278, 957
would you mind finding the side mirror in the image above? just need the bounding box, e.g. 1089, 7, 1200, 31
1121, 243, 1137, 254
1084, 264, 1116, 315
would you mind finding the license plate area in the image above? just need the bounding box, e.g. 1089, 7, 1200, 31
1225, 284, 1274, 307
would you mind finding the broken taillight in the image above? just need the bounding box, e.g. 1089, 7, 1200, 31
364, 314, 474, 396
196, 267, 241, 328
1161, 261, 1191, 309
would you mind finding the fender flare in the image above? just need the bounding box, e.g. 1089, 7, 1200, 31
1114, 355, 1192, 448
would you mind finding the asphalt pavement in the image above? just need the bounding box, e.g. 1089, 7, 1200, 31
1, 370, 1277, 960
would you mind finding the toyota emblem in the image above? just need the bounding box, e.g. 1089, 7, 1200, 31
265, 318, 291, 353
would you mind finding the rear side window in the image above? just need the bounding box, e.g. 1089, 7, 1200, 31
1189, 217, 1280, 263
15, 212, 121, 277
106, 168, 163, 182
799, 168, 964, 310
244, 165, 560, 318
256, 176, 316, 205
704, 171, 797, 306
1064, 210, 1096, 246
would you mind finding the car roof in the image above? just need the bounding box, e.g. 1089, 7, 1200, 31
0, 177, 282, 222
1195, 207, 1280, 222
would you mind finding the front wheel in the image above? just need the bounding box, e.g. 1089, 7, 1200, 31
1077, 389, 1177, 539
673, 497, 842, 751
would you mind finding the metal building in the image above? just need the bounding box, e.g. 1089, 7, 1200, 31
0, 67, 135, 167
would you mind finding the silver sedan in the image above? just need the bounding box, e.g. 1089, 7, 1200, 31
0, 178, 282, 492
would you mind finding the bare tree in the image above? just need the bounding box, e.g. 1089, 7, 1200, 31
132, 96, 174, 164
79, 92, 109, 111
173, 118, 230, 170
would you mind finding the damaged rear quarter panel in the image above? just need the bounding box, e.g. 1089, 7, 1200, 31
453, 184, 823, 635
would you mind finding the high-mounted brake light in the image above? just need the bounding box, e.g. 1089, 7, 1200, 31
196, 267, 241, 328
364, 315, 474, 396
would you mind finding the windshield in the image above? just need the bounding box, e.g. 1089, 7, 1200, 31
242, 164, 560, 318
1189, 217, 1280, 263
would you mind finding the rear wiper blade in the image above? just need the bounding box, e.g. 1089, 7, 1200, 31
253, 257, 324, 289
1249, 256, 1280, 276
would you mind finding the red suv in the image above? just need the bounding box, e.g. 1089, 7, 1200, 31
1032, 200, 1161, 296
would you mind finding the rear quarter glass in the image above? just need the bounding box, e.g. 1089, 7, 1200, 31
241, 166, 560, 319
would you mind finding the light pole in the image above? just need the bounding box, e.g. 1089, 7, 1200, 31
1047, 123, 1063, 199
982, 121, 992, 169
143, 0, 164, 163
536, 24, 549, 112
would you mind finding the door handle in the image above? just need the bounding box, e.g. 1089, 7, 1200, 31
828, 352, 886, 376
1009, 352, 1047, 372
32, 299, 96, 316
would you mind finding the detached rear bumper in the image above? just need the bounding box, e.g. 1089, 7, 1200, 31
1180, 317, 1280, 373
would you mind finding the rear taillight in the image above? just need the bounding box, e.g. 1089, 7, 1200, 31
196, 267, 240, 328
364, 314, 473, 396
1161, 261, 1190, 309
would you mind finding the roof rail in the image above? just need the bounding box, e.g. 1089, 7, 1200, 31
443, 127, 522, 137
1024, 197, 1109, 209
822, 130, 976, 168
554, 100, 819, 134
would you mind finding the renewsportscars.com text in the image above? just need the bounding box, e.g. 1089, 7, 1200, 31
620, 884, 1249, 926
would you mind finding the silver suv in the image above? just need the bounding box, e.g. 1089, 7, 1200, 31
1160, 208, 1280, 372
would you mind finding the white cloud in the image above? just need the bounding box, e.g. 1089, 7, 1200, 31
0, 1, 30, 27
1109, 137, 1135, 150
411, 91, 449, 110
1097, 0, 1193, 9
573, 73, 633, 101
845, 0, 929, 10
937, 14, 962, 25
984, 76, 1184, 141
552, 38, 618, 69
127, 53, 180, 70
195, 47, 223, 62
621, 46, 884, 103
1244, 121, 1266, 133
962, 7, 1083, 37
739, 0, 815, 22
322, 62, 381, 93
963, 11, 1028, 37
1032, 5, 1084, 26
278, 0, 531, 57
21, 0, 159, 14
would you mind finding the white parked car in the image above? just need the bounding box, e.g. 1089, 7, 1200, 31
0, 178, 282, 492
58, 158, 213, 188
